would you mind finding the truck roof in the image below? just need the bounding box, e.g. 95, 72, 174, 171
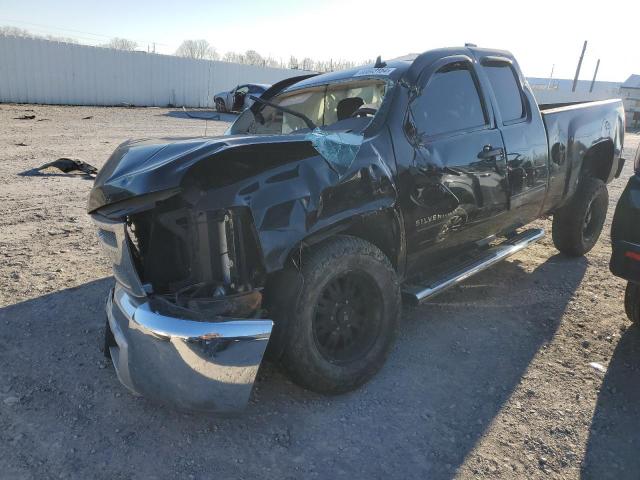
284, 46, 517, 92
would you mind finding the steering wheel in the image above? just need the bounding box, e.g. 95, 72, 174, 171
350, 107, 378, 118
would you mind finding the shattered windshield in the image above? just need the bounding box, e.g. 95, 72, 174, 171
229, 79, 388, 135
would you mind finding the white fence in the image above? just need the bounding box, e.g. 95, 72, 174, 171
0, 36, 311, 107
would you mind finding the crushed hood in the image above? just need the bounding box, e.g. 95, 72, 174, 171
87, 134, 312, 212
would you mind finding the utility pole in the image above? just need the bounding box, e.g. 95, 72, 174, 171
589, 59, 600, 93
572, 41, 587, 92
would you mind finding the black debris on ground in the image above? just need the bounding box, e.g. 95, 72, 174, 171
33, 158, 98, 176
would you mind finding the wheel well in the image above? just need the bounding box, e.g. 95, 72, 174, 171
581, 140, 614, 183
340, 210, 403, 270
284, 209, 403, 273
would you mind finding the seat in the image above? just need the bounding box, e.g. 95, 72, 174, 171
336, 97, 364, 121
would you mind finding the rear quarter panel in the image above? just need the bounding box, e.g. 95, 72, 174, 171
540, 99, 624, 212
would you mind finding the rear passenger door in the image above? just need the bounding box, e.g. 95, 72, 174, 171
479, 58, 549, 224
402, 56, 510, 269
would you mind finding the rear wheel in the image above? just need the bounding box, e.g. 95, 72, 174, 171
273, 236, 401, 394
552, 177, 608, 256
625, 282, 640, 323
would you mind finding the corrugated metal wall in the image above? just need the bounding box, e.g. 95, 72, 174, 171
0, 36, 310, 107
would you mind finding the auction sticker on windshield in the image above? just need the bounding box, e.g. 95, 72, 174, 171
353, 67, 396, 77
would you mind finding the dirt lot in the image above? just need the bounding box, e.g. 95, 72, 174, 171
1, 104, 639, 480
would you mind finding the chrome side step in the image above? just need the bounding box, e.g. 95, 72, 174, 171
402, 228, 545, 305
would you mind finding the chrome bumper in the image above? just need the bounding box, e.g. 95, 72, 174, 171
106, 284, 273, 413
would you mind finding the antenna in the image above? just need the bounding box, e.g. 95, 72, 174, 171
572, 41, 587, 92
589, 59, 600, 93
374, 56, 386, 68
547, 64, 555, 89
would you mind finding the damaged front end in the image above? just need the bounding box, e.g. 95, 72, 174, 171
89, 72, 400, 412
87, 135, 358, 413
92, 203, 272, 413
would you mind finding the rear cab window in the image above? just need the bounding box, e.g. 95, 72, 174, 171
482, 61, 526, 123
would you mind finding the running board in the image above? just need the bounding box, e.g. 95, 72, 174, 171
402, 228, 545, 305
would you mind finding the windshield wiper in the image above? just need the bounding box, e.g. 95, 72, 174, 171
249, 95, 317, 131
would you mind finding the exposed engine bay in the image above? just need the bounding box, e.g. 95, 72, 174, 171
126, 202, 264, 318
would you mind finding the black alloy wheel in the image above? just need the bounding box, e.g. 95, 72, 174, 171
312, 271, 382, 364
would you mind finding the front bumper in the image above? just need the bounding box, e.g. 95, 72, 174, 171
106, 284, 272, 412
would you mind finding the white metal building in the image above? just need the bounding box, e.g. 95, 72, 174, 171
0, 35, 311, 108
621, 75, 640, 128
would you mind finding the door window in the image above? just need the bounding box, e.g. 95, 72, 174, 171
411, 62, 487, 137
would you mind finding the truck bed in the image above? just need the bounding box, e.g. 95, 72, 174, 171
538, 101, 595, 111
539, 98, 625, 213
538, 98, 621, 113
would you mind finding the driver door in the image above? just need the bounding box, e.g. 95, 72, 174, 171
402, 57, 510, 273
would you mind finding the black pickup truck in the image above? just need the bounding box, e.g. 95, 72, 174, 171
88, 47, 625, 412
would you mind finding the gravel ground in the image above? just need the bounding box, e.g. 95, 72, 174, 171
1, 104, 639, 480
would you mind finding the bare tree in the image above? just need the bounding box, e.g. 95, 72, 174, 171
45, 35, 79, 44
104, 37, 138, 51
301, 57, 314, 71
175, 39, 219, 60
0, 25, 78, 44
223, 51, 245, 63
0, 26, 31, 37
215, 46, 369, 73
244, 49, 263, 66
263, 56, 281, 68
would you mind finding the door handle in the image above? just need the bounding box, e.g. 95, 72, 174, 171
478, 145, 504, 160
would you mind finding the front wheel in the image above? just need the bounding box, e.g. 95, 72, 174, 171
214, 98, 226, 112
273, 236, 401, 394
552, 177, 608, 256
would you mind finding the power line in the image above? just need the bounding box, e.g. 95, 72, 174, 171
1, 25, 111, 45
0, 17, 168, 46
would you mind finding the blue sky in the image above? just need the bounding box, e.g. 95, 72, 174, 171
2, 0, 638, 82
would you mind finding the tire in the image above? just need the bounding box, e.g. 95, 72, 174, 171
552, 177, 608, 257
624, 282, 640, 323
273, 235, 401, 394
214, 98, 226, 113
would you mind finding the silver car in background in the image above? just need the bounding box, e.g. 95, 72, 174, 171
213, 83, 270, 112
